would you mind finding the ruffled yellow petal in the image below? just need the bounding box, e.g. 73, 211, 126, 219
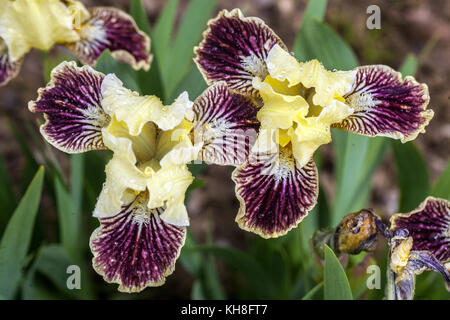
265, 45, 356, 108
93, 154, 148, 218
265, 44, 303, 86
102, 116, 157, 164
253, 76, 308, 130
298, 59, 355, 107
101, 74, 193, 134
0, 0, 80, 61
146, 165, 193, 226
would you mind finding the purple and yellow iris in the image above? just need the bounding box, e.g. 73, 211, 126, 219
194, 9, 434, 239
29, 60, 258, 292
388, 197, 449, 299
0, 0, 152, 86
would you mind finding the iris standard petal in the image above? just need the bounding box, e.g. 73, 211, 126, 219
194, 9, 287, 97
67, 7, 152, 70
29, 61, 109, 153
232, 149, 318, 238
101, 74, 192, 134
390, 197, 450, 262
90, 193, 186, 293
0, 0, 80, 62
265, 44, 356, 107
192, 82, 259, 166
0, 39, 23, 86
93, 154, 148, 219
333, 65, 433, 142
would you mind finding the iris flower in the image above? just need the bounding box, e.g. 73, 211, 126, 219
387, 197, 450, 299
0, 0, 152, 86
194, 9, 434, 238
29, 61, 258, 292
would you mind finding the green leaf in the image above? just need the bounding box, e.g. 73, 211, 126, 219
324, 244, 353, 300
129, 0, 165, 98
152, 0, 179, 72
431, 161, 450, 201
301, 0, 327, 26
55, 154, 85, 262
392, 140, 430, 212
129, 0, 151, 36
170, 64, 209, 102
164, 0, 217, 98
95, 51, 140, 92
191, 280, 206, 300
332, 134, 388, 224
302, 282, 324, 300
22, 244, 92, 299
0, 167, 44, 299
399, 53, 418, 77
294, 19, 358, 70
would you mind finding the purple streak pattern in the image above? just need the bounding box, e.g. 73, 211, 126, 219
232, 151, 318, 238
195, 9, 287, 97
193, 82, 259, 166
90, 193, 186, 293
333, 65, 433, 142
68, 7, 152, 70
0, 46, 23, 86
29, 61, 108, 153
391, 197, 449, 262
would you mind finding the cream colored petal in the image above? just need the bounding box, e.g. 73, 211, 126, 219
101, 74, 193, 134
160, 140, 203, 168
317, 99, 354, 124
102, 116, 157, 164
160, 198, 190, 227
147, 165, 193, 226
93, 155, 148, 218
254, 77, 308, 130
155, 119, 194, 161
0, 0, 80, 61
266, 44, 303, 86
298, 59, 356, 107
290, 119, 331, 168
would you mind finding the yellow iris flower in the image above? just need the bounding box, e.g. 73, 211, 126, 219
253, 44, 356, 167
93, 74, 202, 227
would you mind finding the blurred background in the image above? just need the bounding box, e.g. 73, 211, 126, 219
0, 0, 448, 299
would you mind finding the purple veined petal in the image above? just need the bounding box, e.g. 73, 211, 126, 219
194, 8, 287, 98
67, 7, 152, 70
403, 250, 450, 283
232, 149, 318, 238
29, 61, 109, 153
390, 197, 450, 262
192, 82, 260, 166
90, 192, 186, 293
333, 65, 434, 142
0, 40, 23, 86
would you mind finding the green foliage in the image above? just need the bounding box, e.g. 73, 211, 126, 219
392, 140, 431, 212
323, 245, 353, 300
431, 161, 450, 200
0, 168, 44, 299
